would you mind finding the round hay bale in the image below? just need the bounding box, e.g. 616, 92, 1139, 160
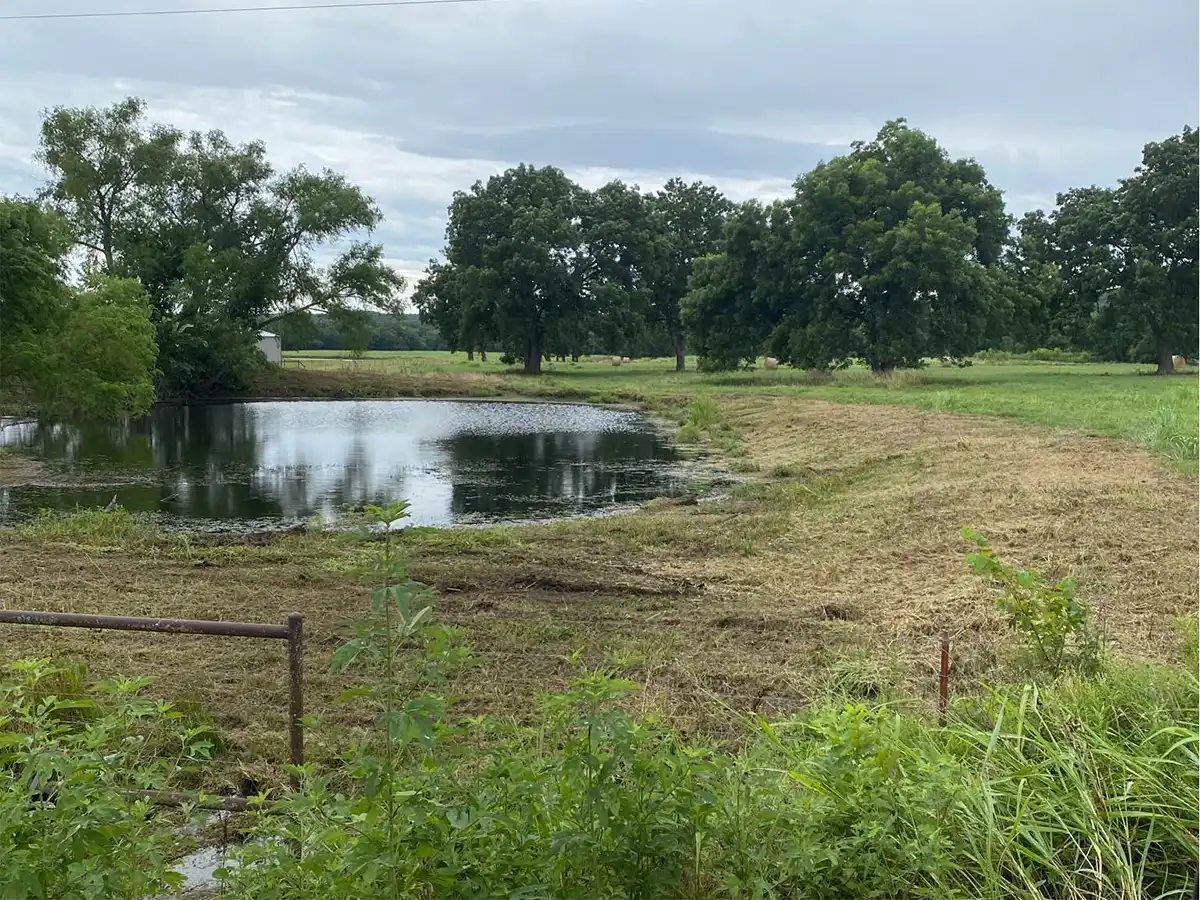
621, 356, 631, 363
1172, 354, 1187, 370
764, 357, 779, 370
611, 356, 622, 366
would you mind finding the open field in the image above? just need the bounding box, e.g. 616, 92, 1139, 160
1, 358, 1196, 796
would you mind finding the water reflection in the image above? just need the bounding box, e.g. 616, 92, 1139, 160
0, 401, 685, 526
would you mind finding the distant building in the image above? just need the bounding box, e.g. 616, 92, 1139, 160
257, 330, 283, 365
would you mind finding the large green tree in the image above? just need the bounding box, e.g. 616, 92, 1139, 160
435, 165, 585, 374
1105, 127, 1197, 373
1025, 127, 1198, 372
685, 120, 1009, 372
682, 200, 785, 371
648, 179, 733, 370
36, 97, 404, 395
781, 120, 1008, 372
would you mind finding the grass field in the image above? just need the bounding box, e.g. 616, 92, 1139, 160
1, 353, 1196, 793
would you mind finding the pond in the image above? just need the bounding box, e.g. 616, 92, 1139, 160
0, 400, 690, 528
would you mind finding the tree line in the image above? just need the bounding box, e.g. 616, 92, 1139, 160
2, 100, 1195, 425
278, 312, 448, 353
415, 120, 1197, 375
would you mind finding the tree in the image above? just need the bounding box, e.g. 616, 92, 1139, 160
0, 197, 157, 419
575, 179, 663, 359
36, 98, 179, 271
0, 198, 72, 385
648, 179, 733, 370
777, 120, 1008, 372
36, 97, 404, 395
1030, 127, 1198, 372
1109, 127, 1198, 373
31, 276, 158, 420
431, 165, 588, 374
682, 201, 778, 371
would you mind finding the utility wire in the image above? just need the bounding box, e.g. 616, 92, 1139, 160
0, 0, 509, 22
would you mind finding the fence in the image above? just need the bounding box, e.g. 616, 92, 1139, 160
0, 608, 304, 804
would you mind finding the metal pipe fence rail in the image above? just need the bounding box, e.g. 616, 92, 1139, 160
0, 608, 305, 805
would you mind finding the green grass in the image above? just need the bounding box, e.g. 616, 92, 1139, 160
279, 352, 1198, 469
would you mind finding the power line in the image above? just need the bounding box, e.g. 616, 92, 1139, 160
0, 0, 508, 22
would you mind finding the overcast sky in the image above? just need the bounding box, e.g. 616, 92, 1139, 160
2, 0, 1196, 286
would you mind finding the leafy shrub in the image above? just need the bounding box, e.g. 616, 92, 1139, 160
964, 528, 1101, 676
0, 659, 212, 899
729, 705, 969, 899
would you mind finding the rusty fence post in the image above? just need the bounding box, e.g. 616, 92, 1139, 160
286, 612, 305, 784
938, 631, 950, 726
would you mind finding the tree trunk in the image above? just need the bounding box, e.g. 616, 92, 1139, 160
479, 349, 487, 362
524, 339, 542, 375
466, 349, 475, 362
1156, 340, 1175, 375
571, 352, 580, 363
870, 361, 895, 376
673, 333, 686, 372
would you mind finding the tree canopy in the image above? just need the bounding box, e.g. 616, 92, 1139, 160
0, 197, 157, 419
1005, 127, 1198, 372
685, 120, 1011, 372
35, 97, 404, 396
5, 100, 1195, 425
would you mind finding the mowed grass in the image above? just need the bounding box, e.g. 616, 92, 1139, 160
280, 351, 1199, 470
2, 367, 1196, 793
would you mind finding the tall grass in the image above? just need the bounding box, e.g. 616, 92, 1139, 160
1138, 403, 1200, 464
950, 668, 1198, 899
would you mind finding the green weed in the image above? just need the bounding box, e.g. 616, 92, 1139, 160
0, 659, 215, 899
964, 528, 1101, 677
15, 506, 159, 547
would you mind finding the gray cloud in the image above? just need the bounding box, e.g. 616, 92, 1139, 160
2, 0, 1196, 290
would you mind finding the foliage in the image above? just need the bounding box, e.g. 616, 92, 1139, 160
277, 311, 447, 352
0, 197, 157, 420
648, 178, 734, 370
27, 276, 158, 420
0, 198, 72, 385
964, 529, 1101, 676
36, 97, 404, 396
0, 659, 213, 899
682, 201, 782, 372
414, 167, 734, 373
686, 120, 1009, 373
1017, 127, 1198, 372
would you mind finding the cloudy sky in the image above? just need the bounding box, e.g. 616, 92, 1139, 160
2, 0, 1196, 287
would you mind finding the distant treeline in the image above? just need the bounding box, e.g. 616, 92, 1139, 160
277, 312, 448, 352
414, 121, 1198, 375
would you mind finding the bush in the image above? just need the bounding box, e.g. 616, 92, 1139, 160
964, 528, 1101, 676
0, 659, 213, 899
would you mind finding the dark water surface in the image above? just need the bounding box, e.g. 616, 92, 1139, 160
0, 400, 688, 527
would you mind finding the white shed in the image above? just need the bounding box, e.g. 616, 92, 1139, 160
256, 330, 283, 365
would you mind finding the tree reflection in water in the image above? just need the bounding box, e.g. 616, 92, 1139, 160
1, 400, 686, 526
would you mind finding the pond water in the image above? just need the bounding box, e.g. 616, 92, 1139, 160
0, 400, 689, 528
